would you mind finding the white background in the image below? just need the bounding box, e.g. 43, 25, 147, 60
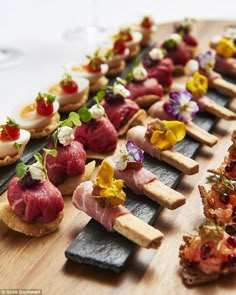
0, 0, 236, 120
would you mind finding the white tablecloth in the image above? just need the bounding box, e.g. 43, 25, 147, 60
0, 0, 235, 120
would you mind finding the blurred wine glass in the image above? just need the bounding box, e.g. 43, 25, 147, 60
0, 46, 24, 70
63, 0, 107, 43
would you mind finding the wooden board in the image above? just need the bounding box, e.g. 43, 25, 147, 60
0, 20, 236, 294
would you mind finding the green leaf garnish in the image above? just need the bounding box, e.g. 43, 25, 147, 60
36, 92, 56, 103
6, 116, 19, 128
68, 111, 81, 126
43, 148, 58, 157
78, 107, 92, 122
34, 152, 43, 165
13, 142, 22, 150
93, 89, 105, 104
16, 163, 27, 178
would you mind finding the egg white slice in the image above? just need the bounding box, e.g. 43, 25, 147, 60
48, 76, 89, 106
10, 100, 59, 130
125, 31, 142, 47
66, 63, 109, 83
0, 129, 30, 159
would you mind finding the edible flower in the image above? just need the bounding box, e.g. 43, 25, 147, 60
198, 51, 215, 72
113, 140, 144, 171
224, 27, 236, 41
96, 160, 126, 206
216, 37, 236, 58
52, 112, 81, 147
186, 71, 208, 98
164, 91, 199, 122
148, 119, 186, 150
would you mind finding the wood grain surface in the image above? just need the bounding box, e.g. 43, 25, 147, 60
1, 20, 236, 295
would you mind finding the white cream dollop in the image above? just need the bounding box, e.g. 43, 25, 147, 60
113, 83, 130, 97
58, 126, 74, 146
90, 104, 105, 120
29, 162, 45, 182
169, 33, 182, 45
133, 65, 148, 81
149, 48, 164, 61
184, 59, 199, 76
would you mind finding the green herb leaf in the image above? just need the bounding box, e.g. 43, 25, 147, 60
13, 142, 22, 150
16, 163, 27, 178
6, 116, 19, 128
43, 148, 58, 157
94, 89, 105, 103
34, 152, 43, 164
78, 107, 92, 122
68, 112, 81, 126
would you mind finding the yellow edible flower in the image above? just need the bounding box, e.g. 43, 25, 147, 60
96, 160, 126, 206
186, 71, 208, 98
216, 38, 236, 58
150, 120, 186, 150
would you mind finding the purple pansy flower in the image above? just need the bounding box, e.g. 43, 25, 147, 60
113, 140, 144, 170
164, 90, 199, 123
197, 50, 215, 72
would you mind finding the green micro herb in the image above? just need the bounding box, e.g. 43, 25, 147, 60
6, 116, 19, 128
16, 149, 58, 180
36, 92, 56, 103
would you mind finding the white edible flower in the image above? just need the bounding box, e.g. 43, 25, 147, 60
169, 33, 182, 45
198, 51, 215, 72
149, 48, 164, 61
184, 59, 199, 76
133, 65, 148, 81
58, 126, 74, 146
29, 162, 45, 182
113, 144, 130, 171
90, 104, 105, 119
224, 27, 236, 40
113, 83, 130, 98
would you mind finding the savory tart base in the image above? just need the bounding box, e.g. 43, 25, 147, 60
0, 203, 64, 237
59, 87, 89, 112
0, 143, 28, 167
90, 77, 109, 93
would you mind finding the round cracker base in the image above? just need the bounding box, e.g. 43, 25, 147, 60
0, 143, 28, 167
29, 112, 60, 139
59, 87, 89, 112
57, 160, 96, 195
106, 60, 126, 77
126, 44, 140, 60
0, 203, 64, 237
135, 94, 160, 109
90, 77, 109, 93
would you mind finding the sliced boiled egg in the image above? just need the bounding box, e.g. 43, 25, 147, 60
48, 76, 89, 106
66, 63, 109, 83
10, 100, 59, 130
0, 129, 30, 159
124, 31, 142, 47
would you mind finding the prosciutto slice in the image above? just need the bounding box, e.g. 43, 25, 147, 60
215, 54, 236, 76
72, 180, 129, 231
45, 141, 87, 185
126, 78, 163, 101
74, 117, 118, 153
101, 98, 139, 130
127, 126, 161, 159
148, 100, 173, 120
114, 167, 157, 195
7, 177, 64, 223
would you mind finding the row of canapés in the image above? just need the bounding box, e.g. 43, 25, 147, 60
179, 130, 236, 286
0, 17, 236, 281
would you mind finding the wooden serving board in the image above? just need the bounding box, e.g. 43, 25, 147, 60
0, 20, 236, 294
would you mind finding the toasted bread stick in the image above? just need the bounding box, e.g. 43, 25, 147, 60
203, 99, 236, 120
113, 213, 163, 249
186, 121, 218, 147
160, 149, 199, 175
211, 77, 236, 96
143, 180, 186, 209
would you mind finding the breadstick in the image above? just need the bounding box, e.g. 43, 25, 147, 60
185, 121, 218, 147
160, 149, 199, 175
211, 77, 236, 96
143, 180, 186, 209
203, 99, 236, 120
113, 213, 163, 249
